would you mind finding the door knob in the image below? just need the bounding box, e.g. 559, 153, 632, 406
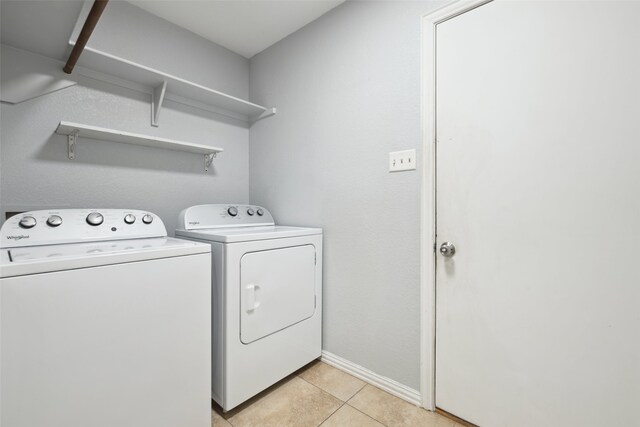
440, 242, 456, 257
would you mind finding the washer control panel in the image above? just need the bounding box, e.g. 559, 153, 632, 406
1, 209, 167, 248
178, 204, 274, 230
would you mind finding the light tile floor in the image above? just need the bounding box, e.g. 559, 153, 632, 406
212, 360, 465, 427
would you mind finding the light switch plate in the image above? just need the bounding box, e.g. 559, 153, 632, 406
389, 149, 416, 172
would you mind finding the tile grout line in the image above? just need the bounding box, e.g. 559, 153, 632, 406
345, 384, 391, 427
298, 373, 389, 427
223, 409, 235, 427
349, 381, 367, 400
221, 374, 300, 425
296, 373, 334, 395
296, 373, 350, 402
224, 370, 371, 427
220, 378, 385, 427
211, 405, 234, 427
295, 373, 354, 427
297, 364, 368, 402
345, 402, 391, 427
316, 401, 347, 427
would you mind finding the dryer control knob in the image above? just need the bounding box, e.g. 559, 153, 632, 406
256, 208, 264, 216
124, 214, 136, 224
46, 215, 63, 227
227, 207, 238, 217
86, 212, 104, 226
19, 216, 37, 229
142, 214, 153, 224
247, 208, 255, 216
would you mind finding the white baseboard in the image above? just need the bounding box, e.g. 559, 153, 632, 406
320, 350, 422, 406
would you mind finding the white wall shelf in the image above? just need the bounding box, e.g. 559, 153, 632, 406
1, 45, 77, 104
72, 46, 276, 127
55, 121, 223, 171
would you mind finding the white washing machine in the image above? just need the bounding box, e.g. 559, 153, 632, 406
175, 204, 322, 411
0, 209, 212, 427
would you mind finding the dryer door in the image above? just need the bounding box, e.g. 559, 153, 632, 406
240, 244, 316, 344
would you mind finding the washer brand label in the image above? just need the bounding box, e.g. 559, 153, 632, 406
189, 221, 200, 225
7, 234, 29, 241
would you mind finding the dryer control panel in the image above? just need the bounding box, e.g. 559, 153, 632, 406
178, 204, 275, 230
0, 209, 167, 248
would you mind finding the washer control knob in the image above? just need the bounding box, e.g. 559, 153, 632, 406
142, 214, 153, 224
19, 216, 37, 229
256, 208, 264, 216
247, 208, 255, 216
86, 212, 104, 226
124, 214, 136, 224
46, 215, 63, 227
227, 207, 238, 217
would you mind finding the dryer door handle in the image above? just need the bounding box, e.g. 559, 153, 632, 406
245, 283, 261, 312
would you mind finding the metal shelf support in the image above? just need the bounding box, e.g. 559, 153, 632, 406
205, 152, 216, 171
68, 130, 79, 159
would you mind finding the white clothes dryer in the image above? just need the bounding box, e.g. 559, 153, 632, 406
0, 209, 211, 427
176, 204, 322, 411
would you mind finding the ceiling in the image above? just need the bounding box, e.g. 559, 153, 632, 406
127, 1, 345, 59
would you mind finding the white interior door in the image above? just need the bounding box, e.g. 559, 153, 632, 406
434, 2, 640, 426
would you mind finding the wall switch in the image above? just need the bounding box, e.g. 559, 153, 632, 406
389, 149, 416, 172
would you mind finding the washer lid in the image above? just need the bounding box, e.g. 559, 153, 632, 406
0, 237, 210, 278
176, 225, 322, 243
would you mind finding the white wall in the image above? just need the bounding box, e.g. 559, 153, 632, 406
249, 1, 444, 390
0, 1, 250, 233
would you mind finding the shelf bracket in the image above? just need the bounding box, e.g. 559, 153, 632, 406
249, 107, 277, 126
68, 130, 79, 159
204, 152, 216, 171
151, 80, 168, 127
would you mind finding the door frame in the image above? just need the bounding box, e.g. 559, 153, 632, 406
419, 0, 493, 410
